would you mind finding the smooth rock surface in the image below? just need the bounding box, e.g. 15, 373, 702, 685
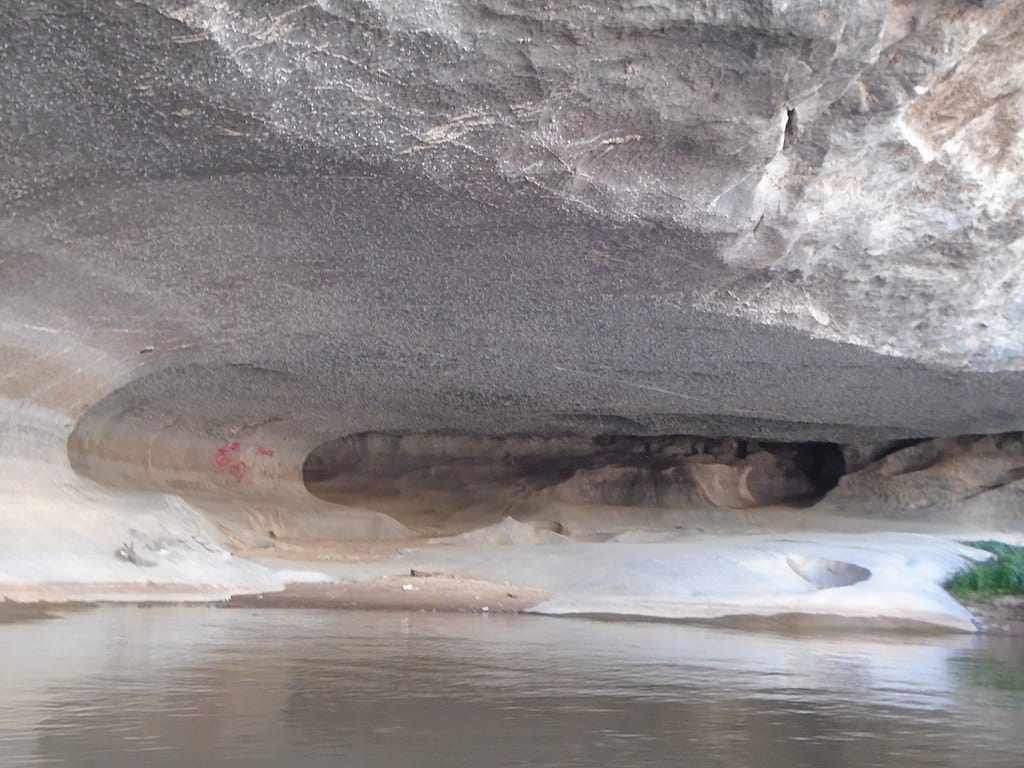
247, 531, 991, 631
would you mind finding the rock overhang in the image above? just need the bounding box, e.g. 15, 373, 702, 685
4, 2, 1024, 626
3, 0, 1024, 488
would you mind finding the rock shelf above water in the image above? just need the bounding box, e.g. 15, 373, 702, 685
2, 1, 1023, 625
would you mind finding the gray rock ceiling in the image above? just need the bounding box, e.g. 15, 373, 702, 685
2, 0, 1024, 446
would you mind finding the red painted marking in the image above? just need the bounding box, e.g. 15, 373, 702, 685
256, 445, 274, 457
215, 441, 253, 480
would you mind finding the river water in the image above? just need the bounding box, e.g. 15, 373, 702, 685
1, 606, 1022, 767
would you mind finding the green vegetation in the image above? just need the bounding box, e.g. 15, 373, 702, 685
945, 541, 1024, 602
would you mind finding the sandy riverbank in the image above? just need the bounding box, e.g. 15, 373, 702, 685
224, 522, 1009, 633
4, 512, 1022, 633
227, 572, 550, 613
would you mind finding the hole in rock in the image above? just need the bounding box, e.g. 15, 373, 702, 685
784, 108, 798, 149
786, 556, 872, 589
792, 442, 846, 495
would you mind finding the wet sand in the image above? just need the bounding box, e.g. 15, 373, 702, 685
227, 572, 549, 613
0, 602, 62, 624
222, 583, 1023, 635
5, 581, 1022, 635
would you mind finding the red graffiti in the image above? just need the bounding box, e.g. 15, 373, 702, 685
213, 442, 271, 483
214, 441, 240, 467
215, 441, 246, 476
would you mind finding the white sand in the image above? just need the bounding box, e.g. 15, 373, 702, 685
250, 523, 991, 631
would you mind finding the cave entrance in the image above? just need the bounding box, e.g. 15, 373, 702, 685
301, 433, 851, 536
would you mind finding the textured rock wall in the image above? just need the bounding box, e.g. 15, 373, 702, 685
2, 1, 1024, 564
820, 432, 1024, 524
109, 0, 1024, 368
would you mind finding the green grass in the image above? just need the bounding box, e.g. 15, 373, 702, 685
945, 541, 1024, 602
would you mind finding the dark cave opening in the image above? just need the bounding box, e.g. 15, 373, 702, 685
792, 442, 847, 496
302, 432, 855, 514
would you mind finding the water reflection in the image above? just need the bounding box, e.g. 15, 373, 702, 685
950, 639, 1024, 693
1, 607, 1021, 767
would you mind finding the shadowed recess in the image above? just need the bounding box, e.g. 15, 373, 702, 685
302, 432, 849, 533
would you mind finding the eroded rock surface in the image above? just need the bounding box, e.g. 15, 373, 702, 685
819, 433, 1024, 525
1, 1, 1024, 572
298, 433, 847, 534
6, 0, 1022, 371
